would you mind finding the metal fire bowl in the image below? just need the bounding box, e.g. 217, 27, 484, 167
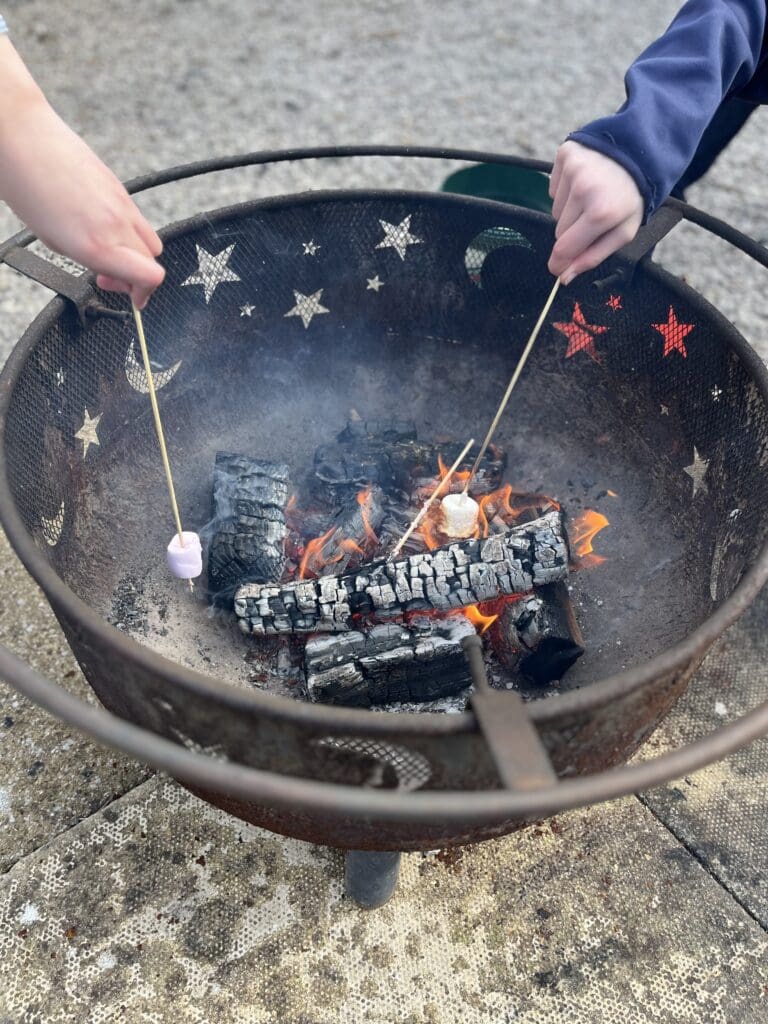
1, 148, 768, 852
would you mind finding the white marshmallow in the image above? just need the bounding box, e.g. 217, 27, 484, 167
166, 531, 203, 579
440, 493, 479, 538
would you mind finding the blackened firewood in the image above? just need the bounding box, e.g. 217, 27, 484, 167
234, 509, 568, 635
337, 418, 417, 445
207, 452, 289, 602
313, 434, 506, 505
305, 485, 387, 575
488, 582, 584, 683
304, 616, 476, 707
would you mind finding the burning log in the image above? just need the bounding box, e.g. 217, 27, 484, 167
313, 419, 506, 505
207, 452, 290, 602
488, 582, 584, 684
234, 509, 568, 635
304, 616, 475, 707
300, 486, 386, 577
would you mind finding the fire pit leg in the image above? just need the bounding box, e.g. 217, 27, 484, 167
344, 850, 402, 909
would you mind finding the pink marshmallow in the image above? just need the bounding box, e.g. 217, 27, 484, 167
166, 531, 202, 579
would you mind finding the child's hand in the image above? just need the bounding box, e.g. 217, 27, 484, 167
0, 100, 164, 309
547, 141, 644, 284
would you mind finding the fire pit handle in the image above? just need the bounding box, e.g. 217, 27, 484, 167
3, 637, 768, 826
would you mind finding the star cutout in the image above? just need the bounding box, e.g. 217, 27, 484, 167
653, 307, 694, 358
240, 303, 255, 317
553, 302, 607, 362
75, 409, 102, 458
684, 447, 709, 497
660, 404, 670, 416
284, 288, 329, 329
302, 240, 321, 256
375, 215, 422, 260
606, 294, 622, 311
182, 244, 240, 304
711, 386, 723, 401
366, 275, 384, 292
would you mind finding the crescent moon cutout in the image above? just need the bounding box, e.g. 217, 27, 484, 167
125, 341, 182, 394
465, 226, 533, 287
41, 501, 66, 547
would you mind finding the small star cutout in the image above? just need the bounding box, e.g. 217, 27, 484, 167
240, 304, 255, 317
375, 215, 422, 260
553, 302, 607, 362
75, 409, 102, 459
711, 386, 723, 401
55, 368, 65, 387
660, 404, 670, 416
653, 307, 694, 358
182, 244, 241, 304
302, 240, 321, 256
606, 294, 622, 311
284, 288, 329, 329
684, 447, 709, 497
729, 508, 742, 520
366, 275, 384, 292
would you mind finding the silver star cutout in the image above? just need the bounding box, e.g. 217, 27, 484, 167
711, 386, 723, 401
182, 244, 240, 304
240, 303, 255, 317
75, 409, 102, 459
366, 275, 384, 292
55, 368, 65, 387
660, 404, 669, 416
284, 288, 329, 329
302, 240, 320, 256
684, 447, 709, 497
375, 215, 422, 260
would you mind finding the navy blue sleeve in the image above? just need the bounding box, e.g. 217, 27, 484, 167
568, 0, 766, 220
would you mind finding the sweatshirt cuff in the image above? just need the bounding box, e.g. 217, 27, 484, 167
566, 129, 657, 224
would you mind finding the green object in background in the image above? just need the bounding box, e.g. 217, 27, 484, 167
440, 162, 553, 213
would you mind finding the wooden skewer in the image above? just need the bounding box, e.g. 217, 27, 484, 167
387, 438, 475, 561
131, 302, 193, 590
462, 277, 561, 495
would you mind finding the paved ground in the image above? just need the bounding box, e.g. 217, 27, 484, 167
0, 1, 767, 1020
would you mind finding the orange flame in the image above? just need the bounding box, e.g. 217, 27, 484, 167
464, 604, 498, 633
299, 526, 336, 579
437, 452, 471, 488
570, 510, 609, 568
356, 486, 379, 546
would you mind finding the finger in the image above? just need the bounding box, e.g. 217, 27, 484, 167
560, 218, 638, 284
96, 274, 131, 294
133, 214, 163, 258
549, 151, 564, 200
550, 173, 572, 222
90, 245, 165, 293
550, 211, 607, 272
553, 187, 585, 240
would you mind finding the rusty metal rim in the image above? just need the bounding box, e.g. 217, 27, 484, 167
0, 148, 766, 752
1, 640, 767, 824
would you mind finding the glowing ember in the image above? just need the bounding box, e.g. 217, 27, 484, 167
570, 510, 609, 568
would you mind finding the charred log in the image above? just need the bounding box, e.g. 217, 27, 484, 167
488, 582, 584, 684
313, 425, 506, 505
207, 452, 289, 603
304, 616, 475, 707
303, 485, 387, 576
235, 509, 568, 635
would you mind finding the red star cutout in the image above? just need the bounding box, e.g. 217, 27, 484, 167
652, 306, 694, 358
553, 302, 607, 362
606, 294, 622, 311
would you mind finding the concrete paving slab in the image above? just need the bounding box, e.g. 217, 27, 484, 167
0, 527, 150, 873
0, 777, 766, 1024
640, 584, 768, 929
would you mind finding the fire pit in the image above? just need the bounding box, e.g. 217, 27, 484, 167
1, 149, 768, 905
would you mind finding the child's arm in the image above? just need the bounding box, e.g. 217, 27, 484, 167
0, 29, 164, 308
549, 0, 766, 283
